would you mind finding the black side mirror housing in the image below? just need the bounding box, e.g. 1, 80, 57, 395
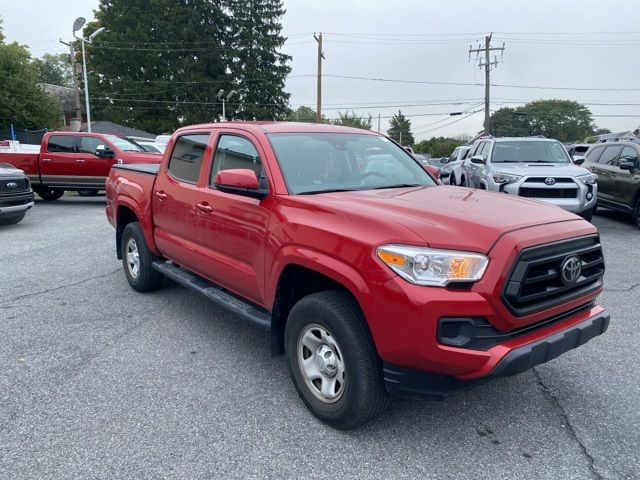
619, 161, 635, 171
470, 155, 485, 165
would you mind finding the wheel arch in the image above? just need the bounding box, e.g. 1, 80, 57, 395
115, 198, 159, 259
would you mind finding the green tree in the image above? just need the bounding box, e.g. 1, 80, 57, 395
387, 110, 414, 145
414, 136, 466, 158
84, 0, 233, 133
0, 22, 62, 130
331, 111, 372, 130
33, 53, 73, 87
286, 106, 325, 123
226, 0, 291, 120
490, 107, 531, 137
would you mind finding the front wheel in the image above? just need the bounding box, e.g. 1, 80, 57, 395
34, 187, 64, 201
634, 199, 640, 229
285, 291, 388, 430
121, 222, 164, 292
77, 189, 99, 197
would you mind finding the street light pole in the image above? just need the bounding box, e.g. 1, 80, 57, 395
217, 89, 238, 121
73, 17, 105, 133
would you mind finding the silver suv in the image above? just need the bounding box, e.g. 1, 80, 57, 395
462, 137, 597, 220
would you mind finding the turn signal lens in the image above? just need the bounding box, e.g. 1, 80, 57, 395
377, 245, 489, 287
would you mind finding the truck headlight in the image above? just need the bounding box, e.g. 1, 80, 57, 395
377, 245, 489, 287
492, 173, 522, 184
577, 173, 597, 185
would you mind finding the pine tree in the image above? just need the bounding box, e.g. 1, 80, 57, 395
84, 0, 233, 133
225, 0, 291, 120
387, 111, 414, 145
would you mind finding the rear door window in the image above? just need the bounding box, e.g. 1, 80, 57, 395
167, 134, 210, 184
47, 136, 75, 153
598, 146, 622, 165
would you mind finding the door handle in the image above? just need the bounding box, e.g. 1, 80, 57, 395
155, 191, 168, 200
76, 159, 85, 163
196, 202, 213, 213
42, 158, 52, 163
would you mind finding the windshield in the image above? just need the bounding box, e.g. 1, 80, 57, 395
491, 140, 571, 164
268, 133, 436, 194
106, 135, 145, 152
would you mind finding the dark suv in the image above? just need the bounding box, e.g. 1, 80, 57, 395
583, 141, 640, 228
0, 163, 34, 225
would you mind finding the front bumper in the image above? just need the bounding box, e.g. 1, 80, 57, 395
497, 178, 596, 214
0, 192, 34, 215
384, 308, 609, 398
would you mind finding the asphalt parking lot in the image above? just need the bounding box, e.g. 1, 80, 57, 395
1, 196, 638, 480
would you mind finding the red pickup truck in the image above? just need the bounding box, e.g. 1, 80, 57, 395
0, 132, 160, 200
106, 122, 609, 429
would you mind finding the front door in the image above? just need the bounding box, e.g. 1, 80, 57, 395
40, 135, 77, 186
616, 145, 640, 207
194, 133, 270, 306
152, 133, 211, 270
594, 145, 622, 203
76, 135, 116, 188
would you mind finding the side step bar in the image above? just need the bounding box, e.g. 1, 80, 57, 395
152, 261, 271, 330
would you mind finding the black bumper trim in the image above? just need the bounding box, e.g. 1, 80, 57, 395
383, 309, 610, 399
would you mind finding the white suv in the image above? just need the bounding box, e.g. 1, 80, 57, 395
461, 137, 597, 220
440, 145, 470, 186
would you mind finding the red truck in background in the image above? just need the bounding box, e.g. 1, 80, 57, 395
0, 132, 160, 200
106, 122, 609, 429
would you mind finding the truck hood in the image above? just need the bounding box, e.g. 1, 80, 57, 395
488, 163, 589, 177
309, 185, 581, 254
0, 163, 25, 177
118, 151, 163, 164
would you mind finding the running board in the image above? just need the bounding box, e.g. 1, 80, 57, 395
152, 261, 271, 330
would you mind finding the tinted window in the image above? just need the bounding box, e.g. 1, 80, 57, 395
619, 146, 639, 166
480, 142, 491, 159
211, 135, 262, 185
47, 136, 75, 153
491, 140, 570, 163
586, 146, 605, 163
471, 142, 484, 157
168, 134, 210, 183
598, 146, 622, 165
78, 136, 106, 155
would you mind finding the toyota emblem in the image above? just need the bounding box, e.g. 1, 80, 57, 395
561, 256, 582, 285
6, 182, 17, 189
544, 177, 556, 186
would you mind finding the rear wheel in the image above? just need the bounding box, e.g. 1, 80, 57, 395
284, 291, 388, 430
34, 187, 64, 201
0, 212, 26, 225
77, 189, 99, 197
121, 222, 164, 292
460, 175, 466, 187
634, 199, 640, 229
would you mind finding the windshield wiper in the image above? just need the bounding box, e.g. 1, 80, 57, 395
298, 188, 358, 195
369, 184, 423, 190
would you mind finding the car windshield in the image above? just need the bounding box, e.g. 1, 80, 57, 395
106, 135, 145, 152
491, 140, 571, 163
268, 133, 436, 194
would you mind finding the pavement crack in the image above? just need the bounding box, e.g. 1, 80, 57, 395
0, 269, 121, 306
533, 368, 603, 480
604, 282, 640, 293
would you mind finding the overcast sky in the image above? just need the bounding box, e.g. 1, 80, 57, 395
2, 0, 639, 141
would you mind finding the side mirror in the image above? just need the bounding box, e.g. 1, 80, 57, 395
215, 169, 267, 198
619, 161, 635, 171
470, 155, 485, 165
572, 155, 586, 165
95, 144, 115, 159
425, 164, 440, 181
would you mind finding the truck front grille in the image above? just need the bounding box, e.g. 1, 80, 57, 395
0, 178, 30, 194
519, 187, 577, 198
503, 235, 604, 317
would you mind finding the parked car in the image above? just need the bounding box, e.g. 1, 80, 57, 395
440, 145, 471, 185
0, 163, 34, 225
583, 140, 640, 228
0, 132, 161, 200
131, 140, 166, 154
566, 143, 591, 161
462, 137, 597, 220
106, 122, 609, 429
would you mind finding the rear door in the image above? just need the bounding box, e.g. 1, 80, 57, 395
616, 145, 640, 207
152, 133, 211, 270
76, 135, 115, 187
194, 132, 271, 306
40, 135, 77, 186
595, 145, 623, 203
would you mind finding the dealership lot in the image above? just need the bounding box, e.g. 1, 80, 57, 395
0, 197, 638, 479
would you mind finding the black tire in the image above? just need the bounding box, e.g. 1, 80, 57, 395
121, 222, 164, 292
34, 187, 64, 201
284, 291, 388, 430
580, 207, 593, 222
0, 212, 26, 225
77, 189, 99, 197
634, 198, 640, 229
460, 175, 466, 187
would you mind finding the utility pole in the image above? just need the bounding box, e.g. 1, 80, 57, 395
59, 39, 82, 121
314, 33, 325, 123
469, 34, 505, 135
377, 113, 381, 133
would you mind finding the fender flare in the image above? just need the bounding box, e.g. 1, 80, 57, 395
115, 194, 161, 257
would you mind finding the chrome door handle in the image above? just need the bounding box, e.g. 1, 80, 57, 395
155, 191, 168, 200
42, 158, 52, 163
196, 202, 213, 213
76, 159, 85, 163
